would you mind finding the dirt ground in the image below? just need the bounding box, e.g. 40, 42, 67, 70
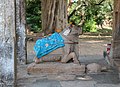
79, 35, 112, 64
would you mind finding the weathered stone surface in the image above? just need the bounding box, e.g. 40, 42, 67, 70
119, 73, 120, 79
16, 0, 26, 64
114, 61, 120, 75
40, 54, 62, 62
27, 63, 85, 75
86, 63, 102, 73
47, 74, 76, 81
0, 0, 16, 86
114, 61, 120, 67
113, 0, 120, 61
41, 48, 63, 62
50, 48, 63, 54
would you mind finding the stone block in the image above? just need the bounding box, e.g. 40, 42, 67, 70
86, 63, 102, 73
41, 54, 62, 62
27, 62, 85, 75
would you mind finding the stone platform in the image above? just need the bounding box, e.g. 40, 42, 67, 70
27, 62, 85, 75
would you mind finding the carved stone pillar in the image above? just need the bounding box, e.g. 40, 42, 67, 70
0, 0, 16, 86
113, 0, 120, 61
16, 0, 27, 64
113, 0, 120, 78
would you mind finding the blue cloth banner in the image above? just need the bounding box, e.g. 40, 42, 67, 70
34, 32, 65, 58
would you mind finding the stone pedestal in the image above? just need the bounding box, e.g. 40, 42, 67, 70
27, 62, 85, 75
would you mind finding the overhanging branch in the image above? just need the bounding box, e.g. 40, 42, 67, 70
68, 0, 106, 21
95, 0, 106, 5
68, 2, 87, 21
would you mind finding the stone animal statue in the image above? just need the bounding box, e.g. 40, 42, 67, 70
60, 24, 81, 64
34, 24, 82, 64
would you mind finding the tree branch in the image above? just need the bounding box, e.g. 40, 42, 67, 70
95, 0, 106, 5
108, 2, 113, 11
68, 0, 106, 21
68, 1, 87, 21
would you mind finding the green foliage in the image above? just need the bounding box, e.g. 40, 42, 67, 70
83, 19, 97, 32
26, 0, 113, 33
26, 0, 41, 33
68, 0, 113, 33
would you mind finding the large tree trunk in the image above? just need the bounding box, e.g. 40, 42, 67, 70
112, 0, 120, 66
41, 0, 68, 35
0, 0, 16, 86
16, 0, 27, 64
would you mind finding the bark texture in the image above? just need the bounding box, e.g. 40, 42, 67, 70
16, 0, 27, 64
0, 0, 16, 86
41, 0, 68, 35
112, 0, 120, 60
